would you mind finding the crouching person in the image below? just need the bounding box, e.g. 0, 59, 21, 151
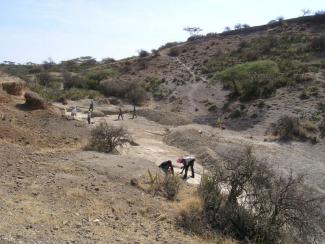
178, 156, 195, 179
159, 160, 174, 175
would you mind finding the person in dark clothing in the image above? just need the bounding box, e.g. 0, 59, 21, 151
159, 160, 174, 175
131, 104, 137, 119
87, 111, 91, 124
178, 156, 195, 179
89, 99, 94, 112
117, 107, 124, 120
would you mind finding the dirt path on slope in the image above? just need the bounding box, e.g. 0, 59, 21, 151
159, 49, 228, 116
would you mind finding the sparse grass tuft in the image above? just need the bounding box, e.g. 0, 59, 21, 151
177, 196, 207, 234
146, 170, 181, 200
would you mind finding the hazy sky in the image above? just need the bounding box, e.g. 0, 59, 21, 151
0, 0, 324, 63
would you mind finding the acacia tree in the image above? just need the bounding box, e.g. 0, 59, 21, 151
183, 26, 203, 37
301, 8, 311, 16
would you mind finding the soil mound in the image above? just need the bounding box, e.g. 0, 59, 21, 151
24, 91, 47, 109
2, 81, 26, 96
164, 127, 223, 168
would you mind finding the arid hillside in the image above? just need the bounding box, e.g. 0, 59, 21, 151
99, 15, 325, 132
0, 14, 325, 243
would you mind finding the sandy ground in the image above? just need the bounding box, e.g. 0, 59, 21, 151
60, 103, 204, 185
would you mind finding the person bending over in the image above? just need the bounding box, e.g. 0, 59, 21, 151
178, 156, 195, 179
159, 160, 174, 175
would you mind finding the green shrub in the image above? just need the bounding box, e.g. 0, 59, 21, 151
62, 88, 101, 100
100, 79, 147, 105
62, 72, 87, 89
36, 71, 52, 86
84, 68, 118, 81
28, 81, 61, 101
144, 77, 167, 100
272, 116, 318, 142
215, 60, 281, 100
125, 82, 148, 105
88, 122, 130, 153
28, 80, 100, 101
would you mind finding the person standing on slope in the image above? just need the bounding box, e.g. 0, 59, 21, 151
117, 107, 124, 120
131, 104, 137, 119
71, 106, 77, 120
89, 99, 94, 112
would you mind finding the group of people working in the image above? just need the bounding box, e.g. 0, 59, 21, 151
69, 99, 137, 124
68, 100, 195, 179
159, 156, 195, 179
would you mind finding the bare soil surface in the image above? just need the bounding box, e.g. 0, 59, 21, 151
0, 89, 210, 243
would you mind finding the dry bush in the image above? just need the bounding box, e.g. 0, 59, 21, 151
177, 196, 206, 234
168, 47, 180, 57
88, 122, 130, 153
310, 35, 325, 52
147, 170, 181, 200
272, 115, 318, 142
100, 78, 130, 97
197, 147, 325, 243
24, 91, 47, 109
2, 81, 26, 95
